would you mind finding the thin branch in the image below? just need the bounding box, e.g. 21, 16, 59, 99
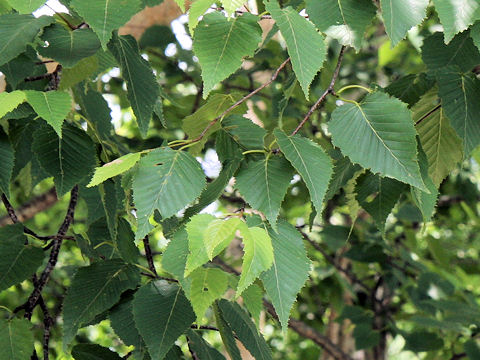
142, 235, 158, 277
415, 104, 441, 126
0, 188, 57, 227
291, 46, 346, 136
25, 186, 79, 319
189, 58, 291, 144
300, 230, 372, 292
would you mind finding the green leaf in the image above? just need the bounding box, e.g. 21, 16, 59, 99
403, 330, 444, 352
306, 0, 376, 50
0, 223, 44, 292
221, 0, 244, 14
188, 0, 215, 32
329, 91, 426, 190
242, 284, 263, 324
133, 281, 195, 360
217, 299, 272, 360
235, 156, 294, 230
413, 88, 462, 186
100, 179, 118, 239
203, 217, 242, 260
38, 24, 101, 67
186, 329, 226, 360
183, 93, 246, 154
465, 339, 480, 360
185, 214, 216, 276
0, 14, 53, 66
355, 172, 406, 232
385, 73, 435, 107
265, 0, 327, 98
0, 318, 34, 360
433, 0, 480, 42
436, 66, 480, 155
7, 0, 45, 13
109, 292, 147, 357
222, 115, 267, 150
380, 0, 428, 46
115, 218, 140, 263
421, 31, 480, 72
133, 148, 206, 240
62, 259, 140, 349
25, 90, 72, 137
275, 129, 333, 214
162, 227, 192, 293
0, 126, 14, 197
0, 90, 26, 118
73, 85, 114, 140
189, 267, 229, 321
237, 224, 273, 297
411, 143, 439, 222
472, 21, 480, 51
33, 123, 96, 197
71, 344, 122, 360
213, 302, 242, 360
108, 34, 159, 137
256, 220, 310, 330
88, 153, 141, 187
324, 155, 362, 201
60, 56, 99, 90
194, 12, 262, 98
71, 0, 141, 48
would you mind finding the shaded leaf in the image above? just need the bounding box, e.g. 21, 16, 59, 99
213, 302, 242, 360
421, 31, 480, 72
133, 281, 195, 360
33, 123, 96, 197
0, 318, 34, 360
186, 329, 226, 360
0, 224, 44, 292
222, 115, 266, 150
0, 126, 14, 197
217, 299, 272, 360
71, 344, 122, 360
108, 34, 159, 137
62, 259, 140, 349
436, 66, 480, 155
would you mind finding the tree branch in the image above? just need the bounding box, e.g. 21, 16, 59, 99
291, 46, 346, 136
142, 235, 158, 277
24, 186, 79, 319
0, 187, 57, 227
188, 58, 291, 144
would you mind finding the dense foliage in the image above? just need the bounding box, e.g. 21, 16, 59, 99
1, 0, 480, 359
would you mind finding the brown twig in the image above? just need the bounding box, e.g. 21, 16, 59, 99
24, 186, 79, 319
188, 58, 291, 144
142, 235, 158, 277
0, 188, 57, 227
291, 46, 346, 136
